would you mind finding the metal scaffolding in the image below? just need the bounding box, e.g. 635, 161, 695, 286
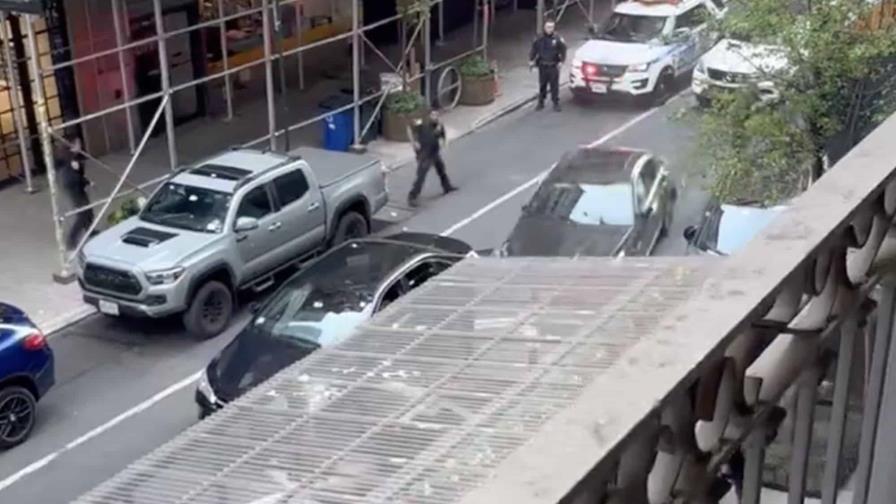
2, 0, 505, 281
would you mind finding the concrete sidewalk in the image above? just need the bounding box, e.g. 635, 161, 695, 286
0, 6, 598, 335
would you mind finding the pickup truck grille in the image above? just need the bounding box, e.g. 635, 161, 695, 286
83, 264, 142, 296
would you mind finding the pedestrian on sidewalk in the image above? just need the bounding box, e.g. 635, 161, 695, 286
529, 19, 567, 112
58, 135, 95, 252
406, 110, 457, 208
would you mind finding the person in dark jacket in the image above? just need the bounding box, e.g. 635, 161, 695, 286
406, 110, 457, 208
58, 135, 94, 251
529, 20, 567, 111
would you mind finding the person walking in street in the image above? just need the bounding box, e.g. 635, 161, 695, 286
58, 135, 95, 252
529, 19, 567, 112
406, 110, 457, 208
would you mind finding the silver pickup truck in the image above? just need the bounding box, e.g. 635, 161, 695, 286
76, 147, 388, 339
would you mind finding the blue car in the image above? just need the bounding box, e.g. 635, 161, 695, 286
0, 303, 55, 449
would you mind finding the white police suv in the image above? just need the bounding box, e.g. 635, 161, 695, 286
570, 0, 726, 105
692, 38, 790, 107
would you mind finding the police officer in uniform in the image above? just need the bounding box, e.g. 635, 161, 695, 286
406, 110, 457, 208
529, 20, 567, 111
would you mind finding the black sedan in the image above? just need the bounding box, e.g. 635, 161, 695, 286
499, 146, 677, 257
195, 232, 472, 418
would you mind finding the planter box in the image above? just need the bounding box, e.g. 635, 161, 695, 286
382, 106, 427, 142
460, 73, 496, 106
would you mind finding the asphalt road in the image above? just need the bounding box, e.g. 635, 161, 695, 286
0, 89, 710, 504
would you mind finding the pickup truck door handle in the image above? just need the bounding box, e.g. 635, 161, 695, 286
268, 222, 282, 231
308, 202, 321, 212
235, 234, 248, 242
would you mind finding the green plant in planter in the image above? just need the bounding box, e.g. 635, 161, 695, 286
107, 197, 142, 226
460, 55, 492, 78
386, 90, 426, 115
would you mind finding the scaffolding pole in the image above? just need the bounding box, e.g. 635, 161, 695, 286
26, 15, 70, 283
111, 0, 136, 153
152, 0, 178, 168
217, 0, 234, 120
262, 0, 277, 151
273, 0, 290, 151
537, 0, 545, 32
424, 1, 432, 107
351, 0, 362, 150
1, 11, 35, 194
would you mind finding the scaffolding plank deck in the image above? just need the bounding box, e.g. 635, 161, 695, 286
74, 256, 716, 504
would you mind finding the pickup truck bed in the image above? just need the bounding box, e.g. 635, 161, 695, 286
289, 147, 384, 188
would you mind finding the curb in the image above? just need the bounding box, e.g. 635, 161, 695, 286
44, 305, 96, 338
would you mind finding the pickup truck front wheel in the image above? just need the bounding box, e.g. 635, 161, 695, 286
183, 280, 233, 340
332, 211, 369, 245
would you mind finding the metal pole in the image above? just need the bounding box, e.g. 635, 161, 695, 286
351, 0, 362, 150
111, 0, 136, 153
438, 0, 445, 44
788, 363, 823, 504
822, 317, 858, 504
26, 15, 71, 282
1, 12, 35, 194
152, 0, 178, 168
262, 0, 277, 150
853, 285, 896, 504
589, 0, 595, 23
296, 0, 305, 90
217, 0, 234, 120
865, 285, 896, 504
423, 1, 432, 107
537, 0, 545, 33
273, 0, 290, 152
483, 0, 490, 60
742, 423, 768, 504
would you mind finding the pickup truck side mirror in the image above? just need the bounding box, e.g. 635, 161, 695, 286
234, 216, 260, 233
587, 24, 598, 37
683, 225, 698, 243
249, 301, 261, 314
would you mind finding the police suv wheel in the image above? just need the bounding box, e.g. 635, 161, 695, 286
183, 281, 233, 340
332, 211, 368, 245
651, 70, 674, 107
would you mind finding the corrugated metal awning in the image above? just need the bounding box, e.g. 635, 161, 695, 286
75, 256, 715, 504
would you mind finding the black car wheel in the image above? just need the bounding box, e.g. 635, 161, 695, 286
183, 281, 233, 340
651, 69, 675, 107
0, 386, 37, 449
332, 211, 369, 245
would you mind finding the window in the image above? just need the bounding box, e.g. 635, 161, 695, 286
709, 0, 726, 9
237, 186, 273, 220
639, 158, 659, 193
140, 183, 230, 233
676, 5, 710, 30
273, 169, 310, 207
404, 261, 452, 290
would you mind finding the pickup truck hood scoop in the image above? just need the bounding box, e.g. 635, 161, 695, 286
121, 227, 178, 248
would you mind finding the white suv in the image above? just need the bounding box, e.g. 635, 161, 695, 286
692, 38, 790, 107
570, 0, 726, 105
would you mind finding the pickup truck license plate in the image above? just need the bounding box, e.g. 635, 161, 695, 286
590, 83, 608, 93
98, 300, 120, 316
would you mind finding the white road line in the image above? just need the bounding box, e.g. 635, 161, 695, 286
441, 104, 666, 237
0, 371, 201, 493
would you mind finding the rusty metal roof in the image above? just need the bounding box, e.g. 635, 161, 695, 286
74, 256, 716, 504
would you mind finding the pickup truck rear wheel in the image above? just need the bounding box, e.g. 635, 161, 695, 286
332, 211, 368, 245
183, 280, 233, 340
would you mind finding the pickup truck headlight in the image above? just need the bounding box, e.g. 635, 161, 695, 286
146, 266, 185, 285
628, 62, 651, 73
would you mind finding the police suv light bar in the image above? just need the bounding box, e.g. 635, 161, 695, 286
630, 0, 682, 5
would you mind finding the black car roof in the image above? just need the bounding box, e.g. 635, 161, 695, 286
546, 147, 645, 185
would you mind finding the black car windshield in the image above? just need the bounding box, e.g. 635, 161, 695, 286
140, 182, 231, 233
252, 241, 421, 346
526, 181, 635, 226
596, 13, 669, 43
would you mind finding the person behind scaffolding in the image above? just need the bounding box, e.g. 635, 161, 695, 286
529, 19, 567, 112
406, 110, 458, 208
58, 134, 94, 254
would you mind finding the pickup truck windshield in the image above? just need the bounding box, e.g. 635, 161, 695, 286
140, 182, 231, 233
596, 13, 669, 43
526, 182, 635, 226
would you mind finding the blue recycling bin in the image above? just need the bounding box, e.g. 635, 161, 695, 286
319, 94, 354, 152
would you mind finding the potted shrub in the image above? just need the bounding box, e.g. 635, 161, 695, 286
382, 89, 428, 142
459, 55, 495, 106
107, 197, 144, 226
